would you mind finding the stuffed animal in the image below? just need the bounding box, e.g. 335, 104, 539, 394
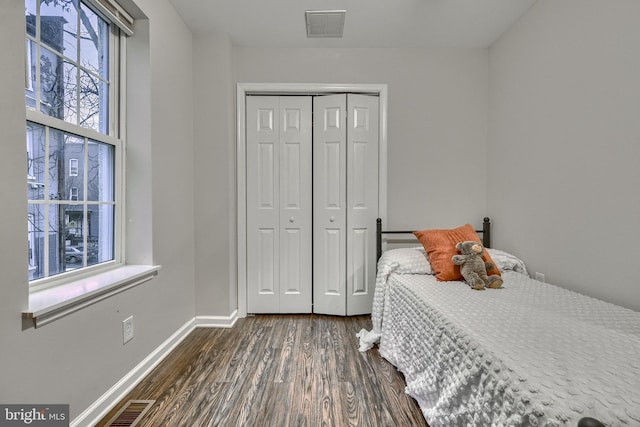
452, 241, 503, 290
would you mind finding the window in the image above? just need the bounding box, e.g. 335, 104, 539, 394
26, 0, 122, 284
69, 158, 79, 176
69, 186, 79, 201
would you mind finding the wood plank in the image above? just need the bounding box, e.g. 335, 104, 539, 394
290, 315, 314, 426
272, 316, 298, 383
96, 315, 429, 427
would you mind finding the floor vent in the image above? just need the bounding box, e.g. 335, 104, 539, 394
105, 400, 155, 427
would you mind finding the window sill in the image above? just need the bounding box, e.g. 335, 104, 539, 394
22, 265, 161, 328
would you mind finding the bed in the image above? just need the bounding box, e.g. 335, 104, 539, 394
358, 218, 640, 427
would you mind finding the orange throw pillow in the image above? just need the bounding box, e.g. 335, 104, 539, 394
414, 224, 501, 281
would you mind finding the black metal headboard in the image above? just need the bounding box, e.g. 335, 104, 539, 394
376, 217, 491, 261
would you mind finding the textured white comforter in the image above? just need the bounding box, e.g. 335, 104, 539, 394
360, 249, 640, 427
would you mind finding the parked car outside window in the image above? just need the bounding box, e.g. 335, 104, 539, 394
65, 246, 83, 264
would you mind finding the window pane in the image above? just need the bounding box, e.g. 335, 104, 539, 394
27, 122, 46, 200
47, 130, 83, 201
26, 40, 37, 109
79, 70, 108, 133
39, 0, 79, 61
48, 204, 66, 276
80, 3, 109, 80
28, 204, 45, 281
63, 134, 85, 201
88, 204, 114, 265
87, 140, 114, 202
26, 0, 37, 37
64, 205, 84, 269
62, 61, 80, 124
24, 0, 36, 110
39, 47, 69, 120
46, 128, 61, 199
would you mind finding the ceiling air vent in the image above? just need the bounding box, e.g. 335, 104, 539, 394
305, 10, 346, 38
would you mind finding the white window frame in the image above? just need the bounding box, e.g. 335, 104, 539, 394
25, 0, 125, 291
23, 0, 160, 329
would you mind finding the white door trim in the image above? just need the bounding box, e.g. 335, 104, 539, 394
236, 83, 388, 318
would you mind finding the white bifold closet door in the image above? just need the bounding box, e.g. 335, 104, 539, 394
246, 96, 313, 313
313, 94, 379, 316
246, 93, 378, 315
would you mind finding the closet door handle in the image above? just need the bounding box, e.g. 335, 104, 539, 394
329, 216, 335, 223
289, 216, 295, 223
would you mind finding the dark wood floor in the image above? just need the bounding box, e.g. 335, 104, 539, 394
96, 314, 428, 427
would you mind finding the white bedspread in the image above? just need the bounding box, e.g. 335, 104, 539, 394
360, 250, 640, 427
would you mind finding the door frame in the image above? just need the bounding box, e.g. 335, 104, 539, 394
236, 83, 388, 317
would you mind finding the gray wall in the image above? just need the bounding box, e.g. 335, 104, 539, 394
193, 32, 237, 316
0, 0, 196, 419
233, 47, 490, 229
488, 0, 640, 311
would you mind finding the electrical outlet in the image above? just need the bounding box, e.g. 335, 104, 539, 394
534, 272, 545, 282
122, 315, 134, 344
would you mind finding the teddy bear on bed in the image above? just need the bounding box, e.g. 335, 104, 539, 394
452, 241, 503, 290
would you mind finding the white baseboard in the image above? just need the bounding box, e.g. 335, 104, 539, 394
71, 318, 196, 427
195, 309, 238, 328
71, 311, 240, 427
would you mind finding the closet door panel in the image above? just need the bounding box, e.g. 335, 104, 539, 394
257, 228, 277, 294
323, 142, 342, 207
346, 94, 379, 315
247, 96, 280, 313
313, 94, 347, 316
279, 97, 312, 313
320, 228, 343, 294
350, 228, 368, 295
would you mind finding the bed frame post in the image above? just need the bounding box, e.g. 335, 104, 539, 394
483, 217, 491, 248
376, 218, 382, 261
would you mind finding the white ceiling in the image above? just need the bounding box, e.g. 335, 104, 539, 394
168, 0, 538, 49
